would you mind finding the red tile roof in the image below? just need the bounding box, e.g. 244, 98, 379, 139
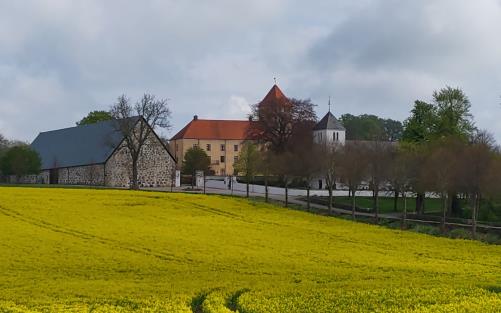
171, 84, 289, 141
259, 84, 290, 108
171, 119, 253, 140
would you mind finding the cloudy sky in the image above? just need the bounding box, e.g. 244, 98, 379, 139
1, 0, 501, 142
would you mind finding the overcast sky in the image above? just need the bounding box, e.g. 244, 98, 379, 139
1, 0, 501, 142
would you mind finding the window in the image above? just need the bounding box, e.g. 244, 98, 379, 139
206, 144, 211, 151
234, 145, 238, 152
234, 156, 238, 162
220, 144, 225, 151
220, 156, 225, 163
336, 132, 339, 141
333, 132, 336, 141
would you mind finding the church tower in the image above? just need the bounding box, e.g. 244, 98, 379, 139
313, 99, 346, 145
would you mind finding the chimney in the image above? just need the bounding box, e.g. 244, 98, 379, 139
193, 115, 198, 120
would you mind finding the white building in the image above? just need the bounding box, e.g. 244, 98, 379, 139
312, 110, 346, 189
313, 111, 346, 146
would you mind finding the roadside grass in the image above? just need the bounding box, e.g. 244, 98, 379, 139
0, 186, 500, 312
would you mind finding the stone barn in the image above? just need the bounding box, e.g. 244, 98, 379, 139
28, 117, 176, 188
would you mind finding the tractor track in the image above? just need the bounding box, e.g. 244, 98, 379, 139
0, 205, 188, 263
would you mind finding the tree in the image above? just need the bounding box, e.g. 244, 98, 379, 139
0, 146, 41, 180
365, 140, 393, 223
181, 146, 210, 188
422, 139, 459, 232
458, 142, 493, 237
388, 147, 413, 228
433, 87, 475, 140
289, 137, 322, 211
337, 141, 368, 219
402, 101, 437, 143
319, 144, 341, 214
233, 142, 260, 198
341, 114, 403, 141
110, 94, 171, 190
250, 97, 317, 153
256, 148, 274, 203
76, 110, 112, 126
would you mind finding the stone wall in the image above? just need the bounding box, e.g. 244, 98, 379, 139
10, 170, 49, 184
105, 133, 175, 188
56, 164, 105, 185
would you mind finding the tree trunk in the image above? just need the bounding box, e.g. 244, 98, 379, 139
131, 158, 139, 190
328, 187, 333, 214
203, 173, 206, 194
472, 193, 478, 239
447, 191, 461, 216
306, 187, 311, 212
416, 193, 425, 214
441, 193, 448, 233
393, 190, 399, 212
264, 176, 269, 203
351, 189, 356, 220
285, 179, 289, 208
246, 178, 249, 198
401, 192, 407, 230
374, 189, 379, 224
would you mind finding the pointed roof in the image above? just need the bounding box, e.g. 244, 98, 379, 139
258, 84, 290, 107
314, 111, 345, 131
31, 117, 175, 170
31, 118, 138, 170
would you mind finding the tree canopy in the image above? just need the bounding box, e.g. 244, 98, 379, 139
181, 146, 211, 175
76, 110, 113, 126
340, 114, 403, 141
402, 87, 475, 143
0, 145, 41, 177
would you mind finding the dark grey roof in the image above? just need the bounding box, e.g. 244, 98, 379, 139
313, 111, 345, 131
31, 118, 138, 170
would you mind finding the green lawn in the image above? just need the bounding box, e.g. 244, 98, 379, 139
0, 187, 500, 312
331, 195, 443, 214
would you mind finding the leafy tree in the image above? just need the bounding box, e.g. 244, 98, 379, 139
402, 100, 437, 143
233, 142, 260, 197
76, 110, 112, 126
110, 94, 171, 190
340, 114, 403, 141
181, 146, 210, 187
0, 145, 41, 179
433, 86, 475, 140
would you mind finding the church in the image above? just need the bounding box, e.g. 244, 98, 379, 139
171, 84, 347, 186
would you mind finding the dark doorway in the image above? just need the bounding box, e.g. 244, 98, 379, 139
318, 180, 322, 190
49, 169, 59, 184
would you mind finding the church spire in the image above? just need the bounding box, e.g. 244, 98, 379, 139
328, 96, 331, 112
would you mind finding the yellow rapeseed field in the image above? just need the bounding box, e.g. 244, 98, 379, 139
0, 186, 500, 312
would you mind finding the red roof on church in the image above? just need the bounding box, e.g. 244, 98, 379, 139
259, 84, 290, 107
171, 84, 289, 141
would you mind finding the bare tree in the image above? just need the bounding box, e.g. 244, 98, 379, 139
250, 97, 317, 153
319, 144, 341, 214
423, 140, 458, 232
337, 141, 368, 219
110, 94, 171, 190
459, 142, 493, 237
365, 140, 393, 223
